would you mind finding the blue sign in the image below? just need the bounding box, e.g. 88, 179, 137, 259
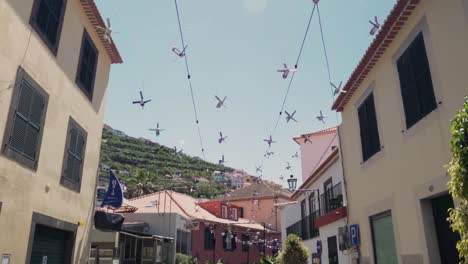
101, 170, 123, 208
350, 224, 360, 246
316, 240, 322, 255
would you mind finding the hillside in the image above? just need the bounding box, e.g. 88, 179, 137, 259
99, 125, 234, 198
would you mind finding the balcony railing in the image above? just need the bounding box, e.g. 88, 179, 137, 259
286, 211, 320, 240
286, 182, 345, 240
320, 182, 343, 215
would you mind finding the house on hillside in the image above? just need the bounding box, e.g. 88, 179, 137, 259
212, 181, 292, 231
332, 0, 468, 263
225, 169, 256, 189
124, 191, 281, 264
0, 0, 122, 263
281, 127, 349, 264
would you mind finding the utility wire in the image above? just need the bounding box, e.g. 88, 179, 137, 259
259, 3, 318, 174
317, 5, 339, 122
174, 0, 206, 160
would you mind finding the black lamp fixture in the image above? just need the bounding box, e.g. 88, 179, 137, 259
287, 175, 297, 192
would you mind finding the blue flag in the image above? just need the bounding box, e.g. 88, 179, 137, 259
101, 170, 123, 208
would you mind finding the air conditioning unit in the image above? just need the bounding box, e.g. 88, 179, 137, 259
338, 226, 350, 251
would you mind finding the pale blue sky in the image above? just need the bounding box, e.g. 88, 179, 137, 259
96, 0, 395, 186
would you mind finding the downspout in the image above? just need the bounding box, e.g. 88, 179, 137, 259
337, 126, 349, 226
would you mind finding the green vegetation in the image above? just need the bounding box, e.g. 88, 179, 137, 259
448, 96, 468, 263
100, 126, 233, 198
175, 253, 198, 264
276, 234, 309, 264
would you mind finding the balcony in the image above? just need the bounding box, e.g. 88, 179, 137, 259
286, 211, 320, 240
315, 182, 347, 227
320, 182, 344, 214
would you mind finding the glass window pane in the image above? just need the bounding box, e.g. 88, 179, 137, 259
371, 212, 398, 264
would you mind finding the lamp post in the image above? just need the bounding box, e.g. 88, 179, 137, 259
287, 175, 297, 192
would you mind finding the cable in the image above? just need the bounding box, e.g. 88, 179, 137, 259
317, 5, 339, 121
174, 0, 206, 160
259, 3, 318, 175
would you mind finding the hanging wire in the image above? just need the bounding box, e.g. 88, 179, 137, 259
317, 5, 339, 122
174, 0, 206, 160
259, 3, 318, 175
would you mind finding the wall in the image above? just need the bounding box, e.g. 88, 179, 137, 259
191, 222, 279, 264
229, 197, 288, 231
299, 132, 338, 182
0, 0, 112, 263
123, 212, 182, 264
339, 0, 468, 263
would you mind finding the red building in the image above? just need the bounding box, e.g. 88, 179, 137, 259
193, 200, 280, 263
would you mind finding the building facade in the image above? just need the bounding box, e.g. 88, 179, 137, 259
214, 181, 292, 231
332, 0, 468, 263
0, 0, 121, 263
281, 127, 349, 264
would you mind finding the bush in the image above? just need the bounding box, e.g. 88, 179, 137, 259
448, 96, 468, 263
175, 253, 197, 264
276, 234, 309, 264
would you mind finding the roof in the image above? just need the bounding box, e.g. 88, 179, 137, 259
79, 0, 123, 64
332, 0, 421, 111
293, 126, 337, 144
213, 181, 291, 202
128, 190, 277, 232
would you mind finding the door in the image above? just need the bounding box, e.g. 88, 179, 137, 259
324, 178, 333, 213
431, 194, 460, 264
327, 236, 339, 264
370, 211, 398, 264
30, 225, 71, 264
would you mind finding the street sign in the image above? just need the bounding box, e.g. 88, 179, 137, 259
316, 240, 322, 255
350, 224, 360, 246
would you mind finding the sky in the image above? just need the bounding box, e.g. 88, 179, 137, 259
96, 0, 395, 187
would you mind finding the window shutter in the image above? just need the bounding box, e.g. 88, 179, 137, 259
366, 94, 381, 155
411, 33, 437, 117
358, 102, 370, 161
231, 235, 237, 251
397, 49, 420, 128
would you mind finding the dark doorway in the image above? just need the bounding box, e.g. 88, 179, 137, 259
30, 224, 74, 264
327, 236, 339, 264
431, 194, 460, 264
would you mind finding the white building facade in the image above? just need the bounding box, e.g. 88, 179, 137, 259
281, 128, 351, 264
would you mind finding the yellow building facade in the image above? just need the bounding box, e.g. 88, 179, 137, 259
0, 0, 121, 263
334, 0, 468, 263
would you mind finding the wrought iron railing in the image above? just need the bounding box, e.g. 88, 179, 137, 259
320, 182, 343, 215
286, 211, 320, 240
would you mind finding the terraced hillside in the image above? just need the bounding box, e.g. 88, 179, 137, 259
100, 125, 233, 198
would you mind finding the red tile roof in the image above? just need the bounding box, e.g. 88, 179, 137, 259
332, 0, 421, 111
79, 0, 123, 64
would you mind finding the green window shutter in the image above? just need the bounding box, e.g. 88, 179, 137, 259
9, 81, 45, 161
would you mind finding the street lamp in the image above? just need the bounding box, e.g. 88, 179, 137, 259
287, 175, 297, 192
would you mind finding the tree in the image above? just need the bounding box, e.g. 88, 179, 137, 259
448, 96, 468, 263
276, 234, 309, 264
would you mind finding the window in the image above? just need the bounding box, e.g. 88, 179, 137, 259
241, 233, 249, 252
204, 228, 215, 250
370, 211, 398, 264
300, 200, 307, 218
176, 230, 191, 255
60, 118, 87, 192
239, 207, 244, 218
2, 67, 48, 170
358, 93, 381, 162
221, 205, 228, 219
30, 0, 67, 55
231, 208, 238, 221
397, 32, 437, 129
76, 30, 98, 100
222, 232, 236, 251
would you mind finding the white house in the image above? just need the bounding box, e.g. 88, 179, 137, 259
281, 127, 350, 264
